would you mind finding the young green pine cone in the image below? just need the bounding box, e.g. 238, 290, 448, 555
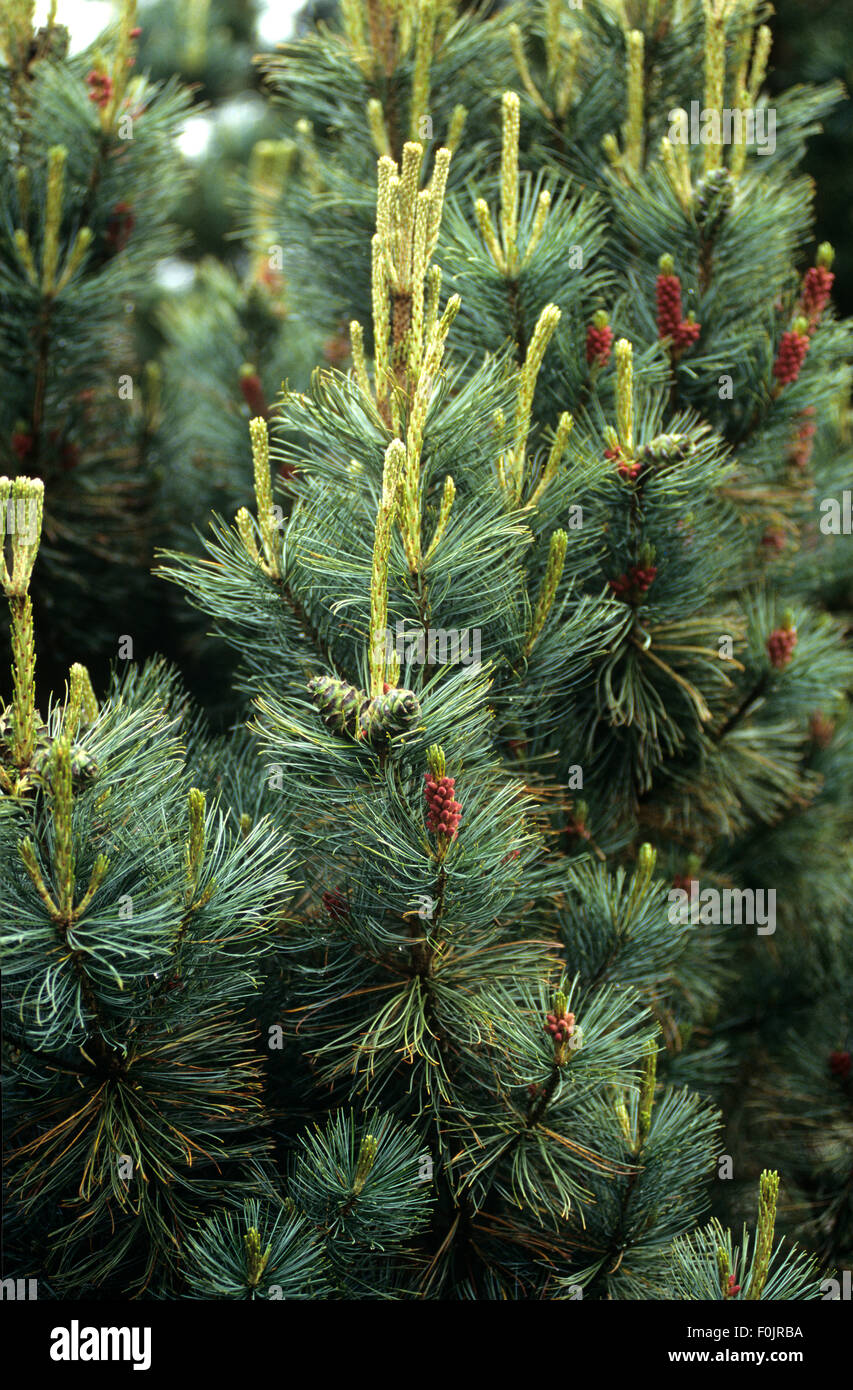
693, 167, 734, 234
639, 433, 694, 465
308, 675, 366, 737
359, 686, 422, 741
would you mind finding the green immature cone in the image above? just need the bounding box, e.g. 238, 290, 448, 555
340, 0, 370, 72
500, 90, 521, 265
249, 138, 295, 198
185, 788, 206, 904
349, 319, 373, 402
516, 305, 561, 453
73, 853, 109, 922
637, 1040, 658, 1146
55, 226, 93, 293
424, 474, 455, 563
746, 1170, 780, 1300
446, 104, 466, 153
526, 529, 567, 655
18, 836, 60, 918
625, 30, 644, 169
638, 842, 657, 878
50, 737, 75, 921
693, 168, 734, 234
556, 28, 582, 117
295, 118, 320, 195
816, 242, 834, 270
353, 1133, 378, 1195
9, 594, 36, 768
369, 439, 406, 697
702, 6, 726, 173
66, 662, 98, 737
235, 508, 263, 569
545, 0, 560, 81
1, 476, 44, 597
144, 360, 162, 429
717, 1245, 732, 1294
41, 145, 67, 294
475, 197, 504, 271
601, 132, 621, 166
747, 25, 772, 107
660, 136, 691, 210
409, 190, 431, 376
426, 744, 445, 780
508, 27, 552, 121
626, 842, 657, 921
358, 686, 421, 742
249, 417, 280, 579
529, 411, 572, 507
244, 1228, 271, 1288
523, 189, 551, 266
367, 98, 389, 157
15, 164, 30, 221
372, 234, 390, 401
614, 1092, 633, 1144
638, 541, 656, 570
615, 339, 634, 455
3, 477, 43, 768
409, 0, 436, 142
639, 433, 694, 466
308, 675, 366, 739
13, 229, 38, 285
426, 146, 450, 258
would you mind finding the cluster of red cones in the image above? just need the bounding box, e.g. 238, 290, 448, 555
424, 774, 462, 838
767, 624, 797, 669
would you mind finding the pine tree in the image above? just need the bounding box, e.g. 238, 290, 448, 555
3, 0, 851, 1302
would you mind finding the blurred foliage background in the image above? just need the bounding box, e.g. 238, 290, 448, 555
770, 0, 853, 315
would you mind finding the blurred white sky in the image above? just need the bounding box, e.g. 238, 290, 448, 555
33, 0, 303, 53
